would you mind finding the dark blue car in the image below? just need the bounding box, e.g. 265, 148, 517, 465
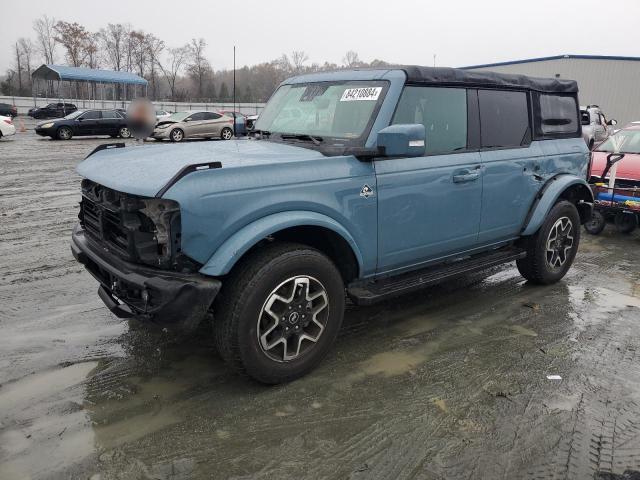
35, 109, 131, 140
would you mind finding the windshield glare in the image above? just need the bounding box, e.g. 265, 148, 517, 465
64, 110, 84, 120
255, 81, 386, 143
596, 129, 640, 154
166, 111, 191, 122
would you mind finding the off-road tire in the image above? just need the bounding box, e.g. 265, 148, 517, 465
517, 200, 581, 284
213, 242, 345, 384
584, 209, 606, 235
169, 128, 184, 142
615, 212, 637, 234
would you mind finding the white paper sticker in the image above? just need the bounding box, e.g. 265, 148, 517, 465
340, 87, 382, 102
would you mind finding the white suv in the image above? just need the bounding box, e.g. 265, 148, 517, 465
581, 105, 616, 149
0, 115, 16, 138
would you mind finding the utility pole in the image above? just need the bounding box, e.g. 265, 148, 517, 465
233, 45, 236, 134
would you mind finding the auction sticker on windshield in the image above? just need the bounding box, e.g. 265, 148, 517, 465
340, 87, 382, 102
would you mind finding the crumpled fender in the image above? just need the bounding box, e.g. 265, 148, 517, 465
521, 174, 593, 236
199, 211, 364, 277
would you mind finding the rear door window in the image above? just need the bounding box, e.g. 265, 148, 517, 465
537, 94, 579, 136
202, 112, 222, 120
392, 86, 467, 155
80, 111, 102, 120
478, 90, 530, 148
101, 111, 121, 119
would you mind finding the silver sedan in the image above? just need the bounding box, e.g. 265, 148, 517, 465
152, 110, 235, 142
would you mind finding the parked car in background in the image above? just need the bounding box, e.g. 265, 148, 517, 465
589, 124, 640, 186
581, 105, 616, 149
246, 113, 259, 132
35, 109, 131, 140
152, 110, 234, 142
156, 110, 171, 121
0, 103, 18, 118
0, 115, 16, 138
28, 102, 77, 119
72, 66, 592, 383
220, 110, 247, 136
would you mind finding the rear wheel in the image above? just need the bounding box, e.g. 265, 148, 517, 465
170, 128, 184, 142
213, 242, 345, 384
517, 201, 581, 284
221, 127, 233, 140
118, 126, 131, 138
57, 126, 72, 140
614, 212, 637, 234
584, 210, 606, 235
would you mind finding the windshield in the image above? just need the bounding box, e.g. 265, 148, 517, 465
596, 128, 640, 154
64, 110, 84, 120
255, 81, 387, 144
166, 111, 192, 122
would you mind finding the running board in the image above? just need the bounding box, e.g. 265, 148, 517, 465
347, 247, 526, 306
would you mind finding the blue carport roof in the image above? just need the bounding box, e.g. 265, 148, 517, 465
31, 64, 148, 86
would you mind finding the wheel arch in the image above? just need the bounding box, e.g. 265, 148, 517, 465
199, 211, 364, 282
521, 175, 594, 236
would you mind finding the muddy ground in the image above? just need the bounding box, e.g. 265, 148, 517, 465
1, 119, 640, 480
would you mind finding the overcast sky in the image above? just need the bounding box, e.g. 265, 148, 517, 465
2, 0, 640, 72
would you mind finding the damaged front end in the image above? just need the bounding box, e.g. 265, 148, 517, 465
72, 179, 220, 329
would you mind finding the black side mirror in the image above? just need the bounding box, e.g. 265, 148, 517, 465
607, 119, 618, 126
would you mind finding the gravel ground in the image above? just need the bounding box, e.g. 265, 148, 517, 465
1, 119, 640, 480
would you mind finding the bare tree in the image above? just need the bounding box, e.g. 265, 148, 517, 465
158, 46, 188, 101
33, 15, 57, 64
99, 23, 128, 71
54, 21, 90, 67
145, 33, 164, 99
342, 50, 361, 68
187, 38, 210, 99
13, 42, 23, 94
291, 50, 308, 73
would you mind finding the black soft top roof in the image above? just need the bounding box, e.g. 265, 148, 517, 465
402, 66, 578, 93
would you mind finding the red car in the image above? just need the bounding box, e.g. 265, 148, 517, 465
590, 124, 640, 184
585, 124, 640, 234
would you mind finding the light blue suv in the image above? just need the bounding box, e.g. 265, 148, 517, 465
71, 66, 592, 383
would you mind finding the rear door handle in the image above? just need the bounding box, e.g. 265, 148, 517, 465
453, 170, 480, 183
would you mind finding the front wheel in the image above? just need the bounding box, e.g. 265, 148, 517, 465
118, 126, 131, 138
169, 128, 184, 142
213, 242, 345, 384
56, 126, 73, 140
221, 127, 233, 140
517, 200, 581, 285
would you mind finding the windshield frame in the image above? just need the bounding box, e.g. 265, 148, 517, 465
595, 128, 640, 154
255, 80, 390, 149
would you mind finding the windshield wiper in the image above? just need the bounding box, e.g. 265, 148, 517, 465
279, 133, 323, 145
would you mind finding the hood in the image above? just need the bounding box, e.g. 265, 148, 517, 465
590, 151, 640, 181
76, 139, 326, 198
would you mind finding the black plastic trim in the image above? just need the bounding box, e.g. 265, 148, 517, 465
85, 142, 125, 159
155, 161, 222, 198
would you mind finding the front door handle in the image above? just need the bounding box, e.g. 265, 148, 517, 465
453, 170, 480, 183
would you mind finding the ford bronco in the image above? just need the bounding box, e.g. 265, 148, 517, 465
71, 66, 592, 383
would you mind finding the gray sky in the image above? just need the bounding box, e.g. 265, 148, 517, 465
2, 0, 640, 72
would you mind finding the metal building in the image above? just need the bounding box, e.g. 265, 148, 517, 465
463, 54, 640, 126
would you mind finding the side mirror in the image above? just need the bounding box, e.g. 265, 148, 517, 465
607, 119, 618, 126
377, 124, 426, 157
184, 117, 192, 122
